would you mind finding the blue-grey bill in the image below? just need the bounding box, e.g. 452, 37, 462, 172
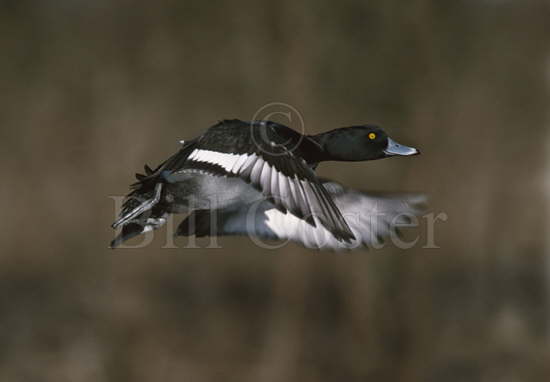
383, 138, 419, 156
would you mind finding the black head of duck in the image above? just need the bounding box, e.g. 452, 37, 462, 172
310, 124, 419, 162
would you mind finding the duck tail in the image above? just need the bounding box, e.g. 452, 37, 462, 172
110, 162, 170, 248
110, 178, 169, 248
110, 139, 198, 248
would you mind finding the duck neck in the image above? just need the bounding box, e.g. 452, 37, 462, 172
309, 128, 360, 162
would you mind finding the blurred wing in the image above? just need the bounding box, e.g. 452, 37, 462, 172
177, 179, 426, 250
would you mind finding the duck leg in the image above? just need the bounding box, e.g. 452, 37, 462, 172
111, 183, 163, 228
110, 213, 167, 248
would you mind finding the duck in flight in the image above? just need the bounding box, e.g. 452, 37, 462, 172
111, 119, 424, 250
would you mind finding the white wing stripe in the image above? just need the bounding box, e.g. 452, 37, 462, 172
187, 149, 253, 174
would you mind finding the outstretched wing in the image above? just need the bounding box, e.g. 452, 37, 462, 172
174, 122, 355, 242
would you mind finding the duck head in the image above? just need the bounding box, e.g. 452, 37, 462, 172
312, 124, 419, 162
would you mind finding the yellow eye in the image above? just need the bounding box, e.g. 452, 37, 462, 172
368, 132, 376, 140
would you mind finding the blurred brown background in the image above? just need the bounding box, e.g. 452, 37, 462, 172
2, 0, 549, 381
